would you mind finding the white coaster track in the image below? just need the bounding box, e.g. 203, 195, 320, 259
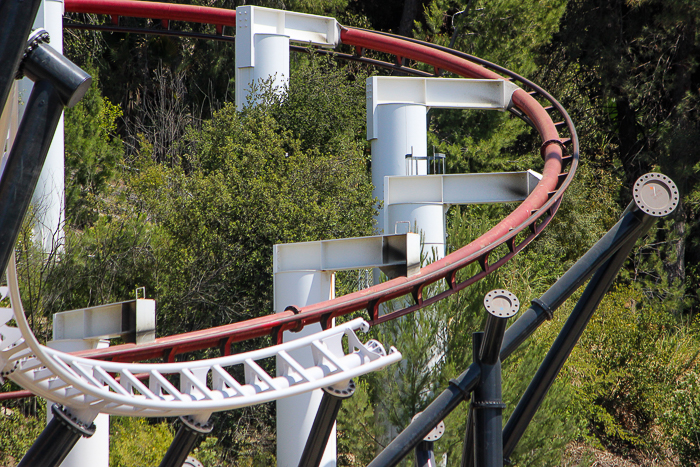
0, 255, 401, 422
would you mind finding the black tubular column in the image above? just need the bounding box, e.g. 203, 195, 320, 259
158, 416, 213, 467
460, 405, 475, 467
0, 0, 42, 109
415, 440, 436, 467
0, 31, 91, 274
298, 380, 356, 467
502, 173, 679, 459
370, 173, 677, 467
463, 291, 519, 467
18, 404, 96, 467
471, 291, 518, 467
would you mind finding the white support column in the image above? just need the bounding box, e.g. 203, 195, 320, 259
48, 298, 156, 467
235, 6, 339, 110
384, 171, 542, 260
366, 77, 520, 267
0, 83, 19, 176
274, 270, 336, 467
46, 338, 109, 467
18, 0, 66, 252
274, 234, 419, 467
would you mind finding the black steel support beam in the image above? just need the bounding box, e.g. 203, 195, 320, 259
501, 209, 656, 458
298, 382, 355, 467
460, 406, 475, 467
20, 38, 92, 108
415, 440, 436, 467
18, 404, 95, 467
158, 417, 213, 467
368, 364, 480, 467
499, 202, 652, 361
0, 38, 90, 276
0, 79, 64, 273
473, 330, 506, 467
0, 0, 42, 110
370, 193, 664, 467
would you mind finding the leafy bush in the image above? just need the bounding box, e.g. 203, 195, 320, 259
0, 409, 44, 466
110, 417, 173, 467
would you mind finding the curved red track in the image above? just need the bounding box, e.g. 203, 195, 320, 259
27, 1, 578, 365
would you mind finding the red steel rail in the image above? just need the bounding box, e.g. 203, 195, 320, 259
27, 1, 577, 365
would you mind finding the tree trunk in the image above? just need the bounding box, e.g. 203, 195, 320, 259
398, 0, 420, 37
665, 203, 687, 289
615, 96, 646, 187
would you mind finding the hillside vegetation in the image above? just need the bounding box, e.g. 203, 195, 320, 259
1, 0, 699, 466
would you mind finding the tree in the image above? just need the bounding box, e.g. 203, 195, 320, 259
540, 0, 700, 311
64, 65, 124, 228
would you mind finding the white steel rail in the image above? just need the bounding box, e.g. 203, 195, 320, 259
0, 255, 401, 421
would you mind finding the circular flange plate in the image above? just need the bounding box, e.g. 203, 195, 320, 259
411, 412, 445, 441
484, 289, 519, 318
183, 457, 204, 467
633, 173, 679, 217
325, 379, 356, 399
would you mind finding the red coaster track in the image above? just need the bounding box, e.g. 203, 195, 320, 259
27, 0, 580, 364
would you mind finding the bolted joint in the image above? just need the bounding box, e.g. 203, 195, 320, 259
18, 29, 92, 108
51, 405, 96, 438
471, 400, 506, 410
15, 28, 50, 79
480, 290, 519, 365
530, 298, 553, 321
0, 360, 19, 382
411, 412, 445, 442
324, 378, 356, 399
179, 415, 214, 434
632, 173, 679, 217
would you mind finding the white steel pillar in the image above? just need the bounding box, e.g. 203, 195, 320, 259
235, 7, 341, 464
235, 29, 289, 110
273, 234, 419, 467
367, 80, 445, 269
367, 77, 520, 269
235, 6, 339, 111
47, 297, 155, 467
46, 339, 109, 467
274, 270, 338, 467
18, 0, 65, 252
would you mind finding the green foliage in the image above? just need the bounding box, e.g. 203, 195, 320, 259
0, 407, 44, 466
191, 436, 226, 467
502, 340, 581, 467
337, 380, 382, 466
565, 287, 700, 462
64, 66, 124, 228
665, 368, 700, 465
110, 417, 173, 467
541, 0, 700, 312
48, 2, 700, 466
417, 0, 567, 77
126, 61, 375, 335
286, 0, 349, 15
